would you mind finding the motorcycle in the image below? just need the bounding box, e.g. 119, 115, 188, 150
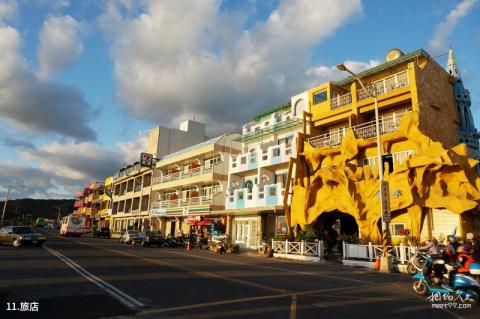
412, 264, 480, 303
406, 250, 428, 274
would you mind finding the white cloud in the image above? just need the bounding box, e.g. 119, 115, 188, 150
116, 130, 149, 164
20, 142, 124, 181
0, 0, 17, 23
98, 0, 363, 135
306, 59, 382, 82
428, 0, 478, 55
0, 24, 96, 140
36, 15, 85, 78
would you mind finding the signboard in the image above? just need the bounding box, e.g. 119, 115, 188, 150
380, 181, 391, 223
140, 152, 153, 167
150, 208, 166, 216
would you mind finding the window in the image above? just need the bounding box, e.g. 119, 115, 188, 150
273, 148, 281, 157
241, 157, 247, 164
237, 192, 244, 200
313, 90, 327, 105
391, 223, 405, 236
264, 121, 270, 127
269, 187, 277, 197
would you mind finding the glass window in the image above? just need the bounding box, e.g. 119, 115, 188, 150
313, 90, 327, 104
269, 187, 276, 196
391, 223, 405, 236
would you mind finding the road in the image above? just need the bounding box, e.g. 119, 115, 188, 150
1, 229, 478, 319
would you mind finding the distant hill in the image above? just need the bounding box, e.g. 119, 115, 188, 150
0, 198, 75, 223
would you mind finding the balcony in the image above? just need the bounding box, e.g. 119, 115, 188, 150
307, 110, 410, 149
330, 92, 352, 110
151, 195, 214, 209
356, 70, 409, 101
238, 117, 302, 143
153, 164, 216, 185
226, 183, 284, 209
230, 144, 295, 174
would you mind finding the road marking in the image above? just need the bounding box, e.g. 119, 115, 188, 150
136, 284, 372, 316
43, 244, 145, 309
289, 293, 297, 319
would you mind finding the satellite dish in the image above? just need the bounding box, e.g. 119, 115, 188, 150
385, 48, 404, 62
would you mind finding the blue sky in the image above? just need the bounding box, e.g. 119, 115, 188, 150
0, 0, 479, 199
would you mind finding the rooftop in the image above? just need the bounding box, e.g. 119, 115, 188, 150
335, 49, 430, 87
251, 102, 291, 122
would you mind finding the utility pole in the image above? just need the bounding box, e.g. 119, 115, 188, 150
1, 186, 15, 224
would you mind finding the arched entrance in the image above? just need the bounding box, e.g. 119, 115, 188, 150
313, 210, 359, 237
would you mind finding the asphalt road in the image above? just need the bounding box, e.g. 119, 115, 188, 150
1, 229, 479, 319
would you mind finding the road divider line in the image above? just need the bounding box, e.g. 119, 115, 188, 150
43, 244, 145, 309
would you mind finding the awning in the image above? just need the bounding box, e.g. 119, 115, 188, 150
197, 219, 214, 226
187, 220, 199, 225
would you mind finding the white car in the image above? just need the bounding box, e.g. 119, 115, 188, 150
119, 230, 138, 244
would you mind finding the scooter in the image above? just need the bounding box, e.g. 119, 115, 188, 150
412, 267, 480, 303
406, 250, 428, 274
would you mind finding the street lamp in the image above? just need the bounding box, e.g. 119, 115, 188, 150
336, 64, 392, 272
1, 186, 15, 224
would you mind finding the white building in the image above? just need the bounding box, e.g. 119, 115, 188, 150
224, 94, 308, 249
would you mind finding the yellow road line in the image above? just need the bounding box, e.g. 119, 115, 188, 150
289, 293, 297, 319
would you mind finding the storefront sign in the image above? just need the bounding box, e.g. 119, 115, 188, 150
150, 208, 167, 216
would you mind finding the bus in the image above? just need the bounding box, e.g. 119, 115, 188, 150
60, 214, 85, 237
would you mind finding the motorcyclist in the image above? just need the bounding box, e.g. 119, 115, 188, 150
420, 239, 441, 285
445, 235, 459, 287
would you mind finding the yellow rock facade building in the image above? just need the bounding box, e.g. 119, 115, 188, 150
288, 49, 480, 243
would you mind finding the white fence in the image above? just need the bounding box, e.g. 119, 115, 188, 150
272, 240, 324, 258
342, 242, 416, 264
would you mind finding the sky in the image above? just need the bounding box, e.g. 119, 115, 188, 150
0, 0, 479, 199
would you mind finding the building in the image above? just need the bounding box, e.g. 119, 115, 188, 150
149, 134, 241, 237
110, 120, 209, 233
110, 163, 153, 233
97, 176, 113, 228
288, 48, 480, 244
73, 182, 103, 228
446, 48, 480, 159
223, 101, 307, 249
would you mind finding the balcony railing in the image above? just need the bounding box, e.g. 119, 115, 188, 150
231, 144, 295, 171
357, 70, 409, 101
153, 164, 217, 185
151, 195, 214, 209
353, 111, 408, 140
330, 92, 352, 110
307, 110, 410, 149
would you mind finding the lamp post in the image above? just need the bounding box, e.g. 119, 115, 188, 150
1, 186, 15, 224
336, 64, 392, 272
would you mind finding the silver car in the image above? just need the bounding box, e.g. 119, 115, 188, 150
119, 230, 138, 244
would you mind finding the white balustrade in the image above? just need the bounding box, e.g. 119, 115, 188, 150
151, 195, 214, 209
342, 241, 416, 264
271, 240, 324, 258
330, 92, 352, 110
153, 164, 216, 185
357, 70, 409, 101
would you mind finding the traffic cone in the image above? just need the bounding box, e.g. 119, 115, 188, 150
375, 257, 381, 271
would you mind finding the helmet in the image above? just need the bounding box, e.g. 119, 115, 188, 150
447, 235, 458, 244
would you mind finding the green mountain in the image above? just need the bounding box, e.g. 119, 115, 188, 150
0, 198, 75, 224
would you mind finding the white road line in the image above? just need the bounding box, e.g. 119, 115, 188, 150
43, 244, 145, 309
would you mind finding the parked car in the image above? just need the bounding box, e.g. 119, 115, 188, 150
132, 231, 163, 247
119, 230, 138, 244
0, 226, 47, 247
93, 227, 111, 239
